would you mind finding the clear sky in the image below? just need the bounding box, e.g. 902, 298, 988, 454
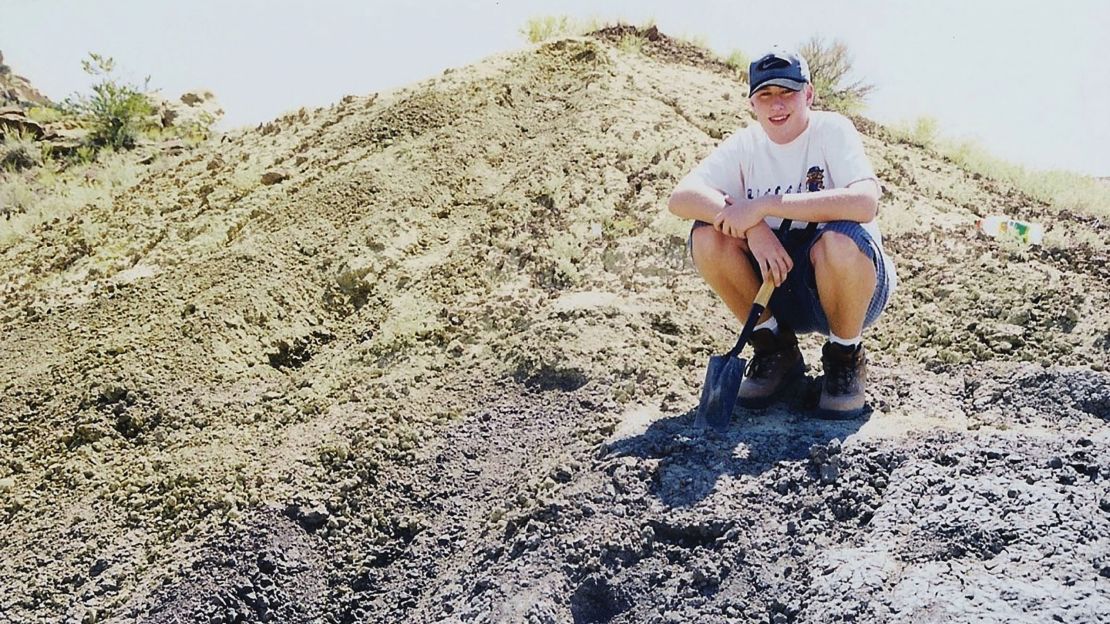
4, 0, 1109, 176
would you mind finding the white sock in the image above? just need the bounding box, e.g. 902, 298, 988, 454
754, 317, 779, 334
828, 331, 861, 348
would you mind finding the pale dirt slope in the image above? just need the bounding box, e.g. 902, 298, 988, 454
0, 27, 1107, 624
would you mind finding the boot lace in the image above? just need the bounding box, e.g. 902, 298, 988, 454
824, 353, 857, 396
746, 350, 781, 379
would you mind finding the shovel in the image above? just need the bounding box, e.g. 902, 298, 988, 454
693, 277, 777, 430
694, 219, 792, 431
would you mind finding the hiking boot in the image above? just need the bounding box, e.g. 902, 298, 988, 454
737, 328, 805, 409
817, 342, 868, 419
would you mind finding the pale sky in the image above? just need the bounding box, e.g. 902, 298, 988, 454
4, 0, 1108, 176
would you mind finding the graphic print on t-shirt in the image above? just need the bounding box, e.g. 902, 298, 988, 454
745, 165, 826, 199
806, 166, 825, 192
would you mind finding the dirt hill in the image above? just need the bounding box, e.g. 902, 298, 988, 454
0, 50, 52, 109
0, 28, 1107, 624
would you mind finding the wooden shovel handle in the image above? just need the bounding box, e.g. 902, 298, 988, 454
753, 277, 776, 308
721, 219, 792, 361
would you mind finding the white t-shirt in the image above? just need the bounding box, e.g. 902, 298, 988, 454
681, 110, 896, 290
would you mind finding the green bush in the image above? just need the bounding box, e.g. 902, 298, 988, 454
798, 36, 873, 114
64, 53, 154, 150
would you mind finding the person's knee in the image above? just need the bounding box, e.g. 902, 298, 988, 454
691, 226, 743, 274
810, 230, 869, 271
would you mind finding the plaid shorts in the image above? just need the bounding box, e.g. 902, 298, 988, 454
689, 220, 892, 335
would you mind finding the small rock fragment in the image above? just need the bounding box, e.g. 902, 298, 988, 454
819, 461, 840, 485
261, 170, 289, 185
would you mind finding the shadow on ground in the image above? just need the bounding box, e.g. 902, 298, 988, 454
605, 377, 868, 509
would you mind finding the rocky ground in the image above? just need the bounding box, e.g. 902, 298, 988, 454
0, 27, 1107, 624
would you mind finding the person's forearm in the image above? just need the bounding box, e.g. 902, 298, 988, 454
757, 185, 879, 224
667, 185, 727, 223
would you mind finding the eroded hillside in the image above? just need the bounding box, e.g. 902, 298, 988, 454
0, 27, 1107, 624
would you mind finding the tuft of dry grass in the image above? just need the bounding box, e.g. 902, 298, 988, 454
520, 15, 605, 44
617, 33, 647, 54
0, 131, 44, 173
888, 116, 940, 149
944, 141, 1109, 220
0, 148, 145, 246
724, 49, 750, 82
887, 116, 1110, 221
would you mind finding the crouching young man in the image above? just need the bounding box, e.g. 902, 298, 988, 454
668, 46, 896, 418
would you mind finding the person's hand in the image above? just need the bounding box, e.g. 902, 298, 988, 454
746, 222, 793, 286
713, 195, 764, 239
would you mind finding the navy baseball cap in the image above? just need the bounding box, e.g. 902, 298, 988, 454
749, 47, 810, 97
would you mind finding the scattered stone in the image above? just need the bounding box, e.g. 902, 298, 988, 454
285, 502, 330, 532
819, 461, 841, 486
0, 106, 44, 138
809, 444, 829, 466
89, 559, 109, 577
260, 169, 290, 185
552, 464, 574, 483
3, 27, 1110, 624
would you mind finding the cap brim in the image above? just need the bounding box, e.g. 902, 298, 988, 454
749, 78, 807, 97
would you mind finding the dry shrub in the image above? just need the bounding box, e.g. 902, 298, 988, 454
799, 35, 874, 114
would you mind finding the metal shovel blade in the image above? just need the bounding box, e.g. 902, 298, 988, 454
694, 353, 747, 430
691, 226, 787, 432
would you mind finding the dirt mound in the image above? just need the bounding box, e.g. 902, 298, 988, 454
0, 50, 52, 109
0, 29, 1107, 623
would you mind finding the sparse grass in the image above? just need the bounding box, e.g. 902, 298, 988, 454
617, 33, 647, 55
522, 15, 664, 45
0, 148, 144, 246
724, 50, 748, 70
26, 106, 67, 125
602, 215, 639, 239
724, 49, 750, 82
886, 117, 1109, 220
654, 210, 692, 241
75, 145, 97, 165
889, 116, 940, 149
521, 16, 573, 43
0, 131, 42, 172
944, 140, 1101, 213
678, 33, 708, 49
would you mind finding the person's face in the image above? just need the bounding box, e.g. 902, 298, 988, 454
750, 84, 813, 144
